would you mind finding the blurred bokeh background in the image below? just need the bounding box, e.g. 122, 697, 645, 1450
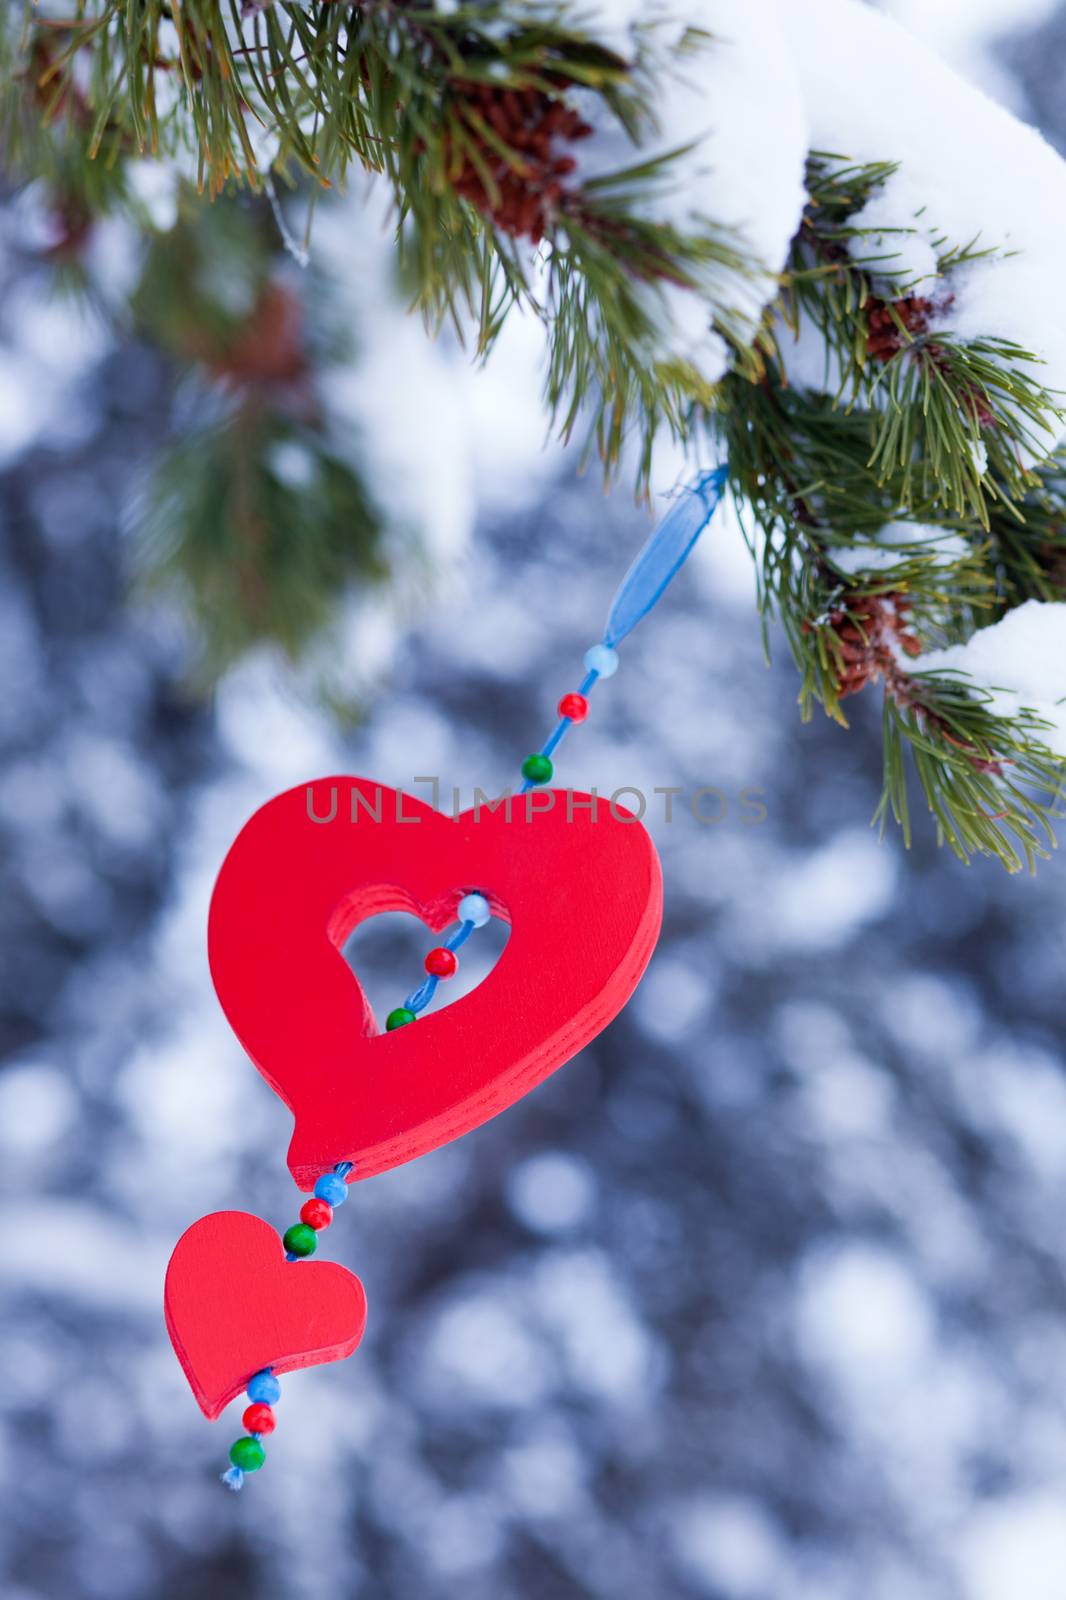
3, 5, 1066, 1598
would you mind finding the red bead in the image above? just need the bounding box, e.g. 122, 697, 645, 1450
558, 692, 588, 723
300, 1197, 333, 1230
425, 946, 458, 978
242, 1402, 276, 1436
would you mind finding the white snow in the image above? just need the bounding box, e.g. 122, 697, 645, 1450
576, 0, 809, 384
917, 599, 1066, 756
880, 0, 1060, 110
633, 952, 715, 1042
420, 1288, 554, 1407
844, 218, 940, 294
583, 0, 808, 276
0, 1200, 168, 1311
506, 1152, 595, 1234
0, 255, 109, 466
668, 1494, 789, 1598
827, 520, 970, 576
644, 284, 731, 384
0, 1059, 79, 1154
959, 1493, 1066, 1600
502, 1427, 588, 1518
532, 1249, 657, 1402
776, 0, 1066, 460
795, 1241, 935, 1377
282, 186, 478, 695
314, 180, 566, 543
972, 1041, 1066, 1182
758, 827, 899, 952
580, 0, 647, 61
124, 159, 181, 233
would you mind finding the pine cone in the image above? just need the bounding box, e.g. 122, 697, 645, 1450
447, 81, 592, 243
820, 592, 921, 700
864, 294, 934, 363
205, 283, 310, 394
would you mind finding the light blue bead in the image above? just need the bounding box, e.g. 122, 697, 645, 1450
246, 1370, 281, 1405
314, 1172, 348, 1207
458, 892, 491, 928
584, 643, 619, 679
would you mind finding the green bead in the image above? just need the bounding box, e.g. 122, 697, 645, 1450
230, 1436, 266, 1472
283, 1222, 317, 1257
386, 1007, 415, 1031
521, 753, 553, 785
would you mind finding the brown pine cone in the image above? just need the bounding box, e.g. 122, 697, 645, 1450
444, 80, 593, 243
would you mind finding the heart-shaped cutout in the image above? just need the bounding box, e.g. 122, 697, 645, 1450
165, 1211, 368, 1419
340, 907, 510, 1020
209, 777, 663, 1188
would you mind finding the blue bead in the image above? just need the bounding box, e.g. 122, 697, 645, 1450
458, 892, 491, 928
314, 1173, 348, 1207
246, 1370, 281, 1405
584, 643, 619, 679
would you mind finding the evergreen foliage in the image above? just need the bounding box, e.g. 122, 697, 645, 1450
4, 5, 1065, 868
717, 153, 1065, 869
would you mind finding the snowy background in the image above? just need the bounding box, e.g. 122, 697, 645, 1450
3, 5, 1066, 1599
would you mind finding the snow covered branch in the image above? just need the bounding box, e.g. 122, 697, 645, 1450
4, 0, 1066, 868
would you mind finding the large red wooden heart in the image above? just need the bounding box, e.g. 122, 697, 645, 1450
209, 777, 662, 1188
165, 1211, 368, 1419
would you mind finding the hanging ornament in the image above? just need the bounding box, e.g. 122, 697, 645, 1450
163, 468, 727, 1487
165, 1211, 368, 1421
208, 776, 662, 1185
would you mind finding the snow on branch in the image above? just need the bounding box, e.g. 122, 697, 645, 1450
5, 0, 1066, 868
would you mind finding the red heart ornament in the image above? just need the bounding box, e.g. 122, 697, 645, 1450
164, 1211, 368, 1419
208, 777, 662, 1188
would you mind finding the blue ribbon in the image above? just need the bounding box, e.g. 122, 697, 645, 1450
602, 466, 727, 650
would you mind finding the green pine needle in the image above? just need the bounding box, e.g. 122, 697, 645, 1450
6, 14, 1066, 869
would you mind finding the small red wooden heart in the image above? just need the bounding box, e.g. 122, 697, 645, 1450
209, 777, 662, 1188
165, 1211, 368, 1420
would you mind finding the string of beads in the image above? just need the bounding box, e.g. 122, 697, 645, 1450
220, 644, 620, 1488
221, 1164, 350, 1488
389, 644, 618, 1023
222, 1367, 281, 1489
215, 468, 727, 1488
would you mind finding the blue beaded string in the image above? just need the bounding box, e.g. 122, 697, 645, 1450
403, 916, 478, 1014
284, 1160, 352, 1259
395, 472, 726, 1003
222, 1162, 352, 1488
519, 659, 607, 793
218, 471, 725, 1490
221, 1366, 282, 1491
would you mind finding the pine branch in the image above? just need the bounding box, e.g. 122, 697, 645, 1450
716, 374, 993, 643
6, 12, 1066, 869
540, 151, 757, 481
8, 1, 764, 481
985, 451, 1066, 606
710, 147, 1066, 870
717, 381, 1066, 871
130, 191, 389, 681
783, 152, 1064, 528
878, 679, 1063, 872
141, 403, 387, 679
